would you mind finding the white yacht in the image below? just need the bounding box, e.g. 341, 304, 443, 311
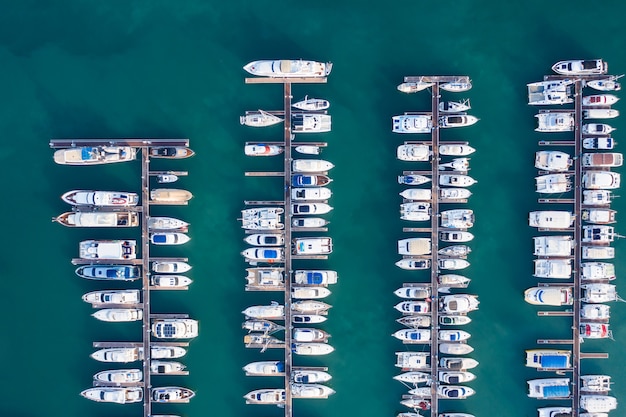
439, 357, 479, 370
150, 232, 190, 245
583, 123, 616, 135
580, 395, 617, 413
92, 308, 142, 322
54, 211, 139, 228
582, 152, 623, 168
241, 247, 285, 263
150, 188, 193, 203
439, 174, 477, 187
397, 81, 434, 93
291, 286, 331, 299
440, 81, 472, 92
244, 388, 285, 404
584, 109, 620, 119
439, 114, 479, 128
528, 211, 575, 229
552, 59, 607, 75
439, 245, 471, 257
583, 137, 615, 150
583, 190, 613, 205
439, 144, 476, 156
536, 174, 572, 193
439, 315, 472, 326
581, 284, 618, 303
533, 259, 572, 279
397, 144, 432, 161
438, 259, 470, 270
151, 275, 193, 288
535, 151, 572, 172
439, 294, 479, 313
395, 352, 430, 369
439, 231, 474, 242
537, 407, 572, 417
587, 77, 622, 91
582, 246, 615, 260
438, 371, 476, 384
582, 208, 617, 224
292, 202, 333, 215
293, 328, 330, 343
583, 94, 620, 106
293, 270, 338, 286
400, 189, 432, 201
291, 187, 332, 201
152, 319, 199, 339
240, 110, 283, 127
291, 384, 335, 399
533, 235, 574, 256
152, 261, 192, 273
440, 188, 473, 200
242, 304, 285, 320
291, 300, 331, 314
392, 329, 431, 342
292, 237, 333, 255
439, 99, 471, 113
394, 286, 431, 299
398, 174, 431, 185
292, 217, 329, 228
581, 262, 615, 280
524, 287, 573, 306
527, 378, 571, 399
292, 96, 330, 110
526, 349, 571, 369
439, 158, 470, 172
292, 314, 327, 324
151, 386, 195, 403
244, 144, 283, 156
581, 304, 611, 320
91, 347, 186, 363
148, 217, 189, 231
392, 114, 433, 133
61, 190, 139, 207
243, 361, 284, 376
79, 240, 136, 260
54, 146, 136, 165
395, 301, 430, 315
291, 114, 332, 133
440, 209, 474, 228
81, 387, 142, 403
581, 375, 612, 392
93, 369, 142, 383
395, 258, 431, 270
243, 59, 332, 77
400, 202, 431, 221
292, 159, 334, 173
398, 238, 431, 256
151, 361, 186, 375
291, 343, 335, 355
527, 80, 574, 105
393, 371, 431, 384
438, 330, 472, 343
397, 315, 432, 328
535, 112, 575, 132
437, 385, 475, 399
244, 234, 285, 246
582, 225, 615, 244
438, 274, 471, 288
82, 290, 141, 305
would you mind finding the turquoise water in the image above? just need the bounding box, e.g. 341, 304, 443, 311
2, 1, 626, 416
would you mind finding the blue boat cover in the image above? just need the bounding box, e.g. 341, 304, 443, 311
153, 234, 167, 243
276, 362, 285, 372
306, 272, 323, 284
410, 332, 421, 340
540, 355, 568, 368
265, 250, 277, 258
543, 385, 570, 398
82, 147, 93, 160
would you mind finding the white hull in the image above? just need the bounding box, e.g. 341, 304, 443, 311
244, 144, 283, 156
292, 96, 330, 110
152, 261, 192, 273
151, 275, 192, 288
295, 145, 320, 155
244, 60, 332, 78
439, 144, 476, 156
240, 110, 283, 127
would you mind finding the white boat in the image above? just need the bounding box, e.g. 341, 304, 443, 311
533, 235, 574, 256
245, 233, 284, 246
150, 232, 190, 245
293, 370, 332, 383
395, 352, 430, 369
393, 371, 432, 384
291, 343, 334, 355
292, 314, 327, 324
400, 202, 431, 221
94, 369, 142, 383
54, 146, 136, 165
397, 144, 431, 161
439, 315, 472, 326
151, 361, 186, 375
396, 315, 432, 328
148, 217, 188, 231
439, 114, 479, 128
240, 110, 283, 127
156, 174, 178, 183
583, 94, 620, 106
439, 357, 479, 370
398, 174, 431, 185
398, 238, 432, 256
537, 408, 573, 417
527, 378, 571, 398
439, 158, 470, 172
535, 151, 572, 172
584, 123, 615, 135
583, 190, 613, 205
392, 114, 433, 133
392, 329, 431, 342
292, 286, 331, 299
291, 114, 332, 133
535, 112, 575, 132
152, 261, 192, 273
292, 202, 333, 215
292, 384, 335, 399
438, 371, 476, 384
394, 286, 431, 299
243, 361, 284, 376
82, 290, 140, 305
81, 387, 142, 403
439, 99, 471, 113
397, 412, 425, 417
395, 301, 430, 315
441, 209, 474, 228
293, 328, 330, 343
92, 308, 142, 322
400, 398, 431, 410
291, 187, 332, 201
399, 189, 432, 200
524, 287, 573, 306
439, 144, 476, 156
243, 59, 332, 77
536, 174, 572, 193
292, 237, 333, 255
533, 259, 572, 279
583, 171, 621, 189
152, 319, 198, 339
79, 240, 136, 260
438, 245, 471, 257
581, 304, 611, 320
584, 109, 620, 119
241, 247, 285, 263
294, 270, 338, 286
293, 96, 330, 110
152, 386, 195, 403
581, 284, 618, 303
439, 174, 477, 187
295, 145, 321, 155
440, 188, 472, 200
90, 346, 186, 363
582, 152, 623, 167
439, 294, 479, 313
61, 190, 139, 207
437, 385, 475, 399
438, 274, 471, 288
528, 211, 575, 229
292, 159, 334, 173
587, 78, 622, 91
54, 211, 139, 228
582, 246, 615, 260
439, 231, 474, 242
292, 217, 329, 228
242, 304, 285, 320
582, 209, 617, 225
405, 387, 432, 397
241, 207, 284, 231
580, 395, 617, 412
242, 320, 284, 334
397, 81, 434, 93
439, 330, 471, 342
244, 388, 285, 404
581, 262, 615, 280
150, 188, 193, 203
581, 375, 612, 392
582, 225, 615, 244
244, 144, 284, 156
552, 59, 607, 75
440, 81, 472, 92
292, 300, 331, 313
438, 259, 470, 270
525, 349, 571, 369
527, 80, 574, 105
583, 137, 615, 150
149, 147, 193, 159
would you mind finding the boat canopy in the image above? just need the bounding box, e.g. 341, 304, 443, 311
539, 355, 569, 369
543, 385, 571, 398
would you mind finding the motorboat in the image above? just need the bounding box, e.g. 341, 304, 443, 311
151, 346, 187, 359
395, 352, 430, 369
295, 145, 321, 155
406, 387, 432, 397
439, 294, 479, 313
292, 159, 334, 173
581, 375, 612, 392
582, 209, 617, 224
400, 398, 431, 410
244, 144, 284, 156
437, 385, 475, 399
400, 202, 431, 221
439, 231, 474, 242
291, 384, 335, 399
439, 343, 473, 355
439, 158, 470, 171
292, 370, 332, 383
582, 246, 615, 260
395, 258, 431, 270
581, 284, 618, 303
292, 286, 331, 299
150, 275, 193, 289
582, 152, 623, 167
396, 315, 432, 328
152, 319, 199, 339
75, 265, 140, 281
151, 361, 186, 375
527, 378, 571, 399
587, 77, 621, 91
439, 99, 471, 113
439, 357, 479, 370
398, 238, 432, 256
292, 217, 329, 228
581, 304, 611, 320
392, 329, 431, 342
439, 114, 479, 128
241, 247, 285, 263
245, 233, 285, 246
535, 112, 575, 132
439, 330, 471, 342
393, 371, 432, 384
294, 270, 338, 286
292, 203, 333, 215
92, 308, 142, 322
91, 346, 186, 363
392, 114, 433, 133
152, 261, 192, 273
580, 395, 617, 413
291, 187, 332, 201
583, 123, 615, 135
150, 232, 190, 245
583, 190, 613, 205
81, 387, 142, 403
440, 188, 473, 200
438, 371, 476, 384
54, 211, 139, 228
533, 259, 572, 279
157, 173, 178, 183
291, 343, 335, 355
440, 81, 472, 92
152, 386, 195, 403
79, 240, 136, 260
439, 315, 471, 326
397, 81, 434, 93
241, 207, 284, 231
293, 96, 330, 110
293, 328, 330, 343
582, 225, 615, 244
150, 147, 194, 159
398, 174, 431, 185
584, 109, 620, 119
537, 407, 573, 417
82, 290, 140, 305
438, 259, 470, 270
243, 361, 284, 376
535, 151, 572, 172
399, 189, 432, 200
438, 274, 471, 289
394, 286, 431, 299
397, 144, 431, 161
291, 300, 331, 313
527, 80, 574, 105
395, 301, 430, 315
240, 110, 283, 127
243, 59, 332, 77
581, 262, 615, 280
439, 144, 476, 156
552, 59, 607, 75
150, 188, 193, 203
148, 217, 189, 231
292, 174, 332, 186
93, 369, 142, 383
525, 349, 571, 369
292, 314, 327, 324
292, 237, 333, 255
583, 137, 615, 150
244, 388, 285, 404
583, 94, 620, 106
242, 319, 284, 334
242, 304, 285, 320
439, 174, 477, 187
291, 113, 332, 133
533, 236, 574, 256
441, 209, 474, 228
439, 245, 471, 257
61, 190, 138, 207
536, 174, 572, 193
524, 287, 573, 306
54, 146, 136, 165
528, 211, 575, 229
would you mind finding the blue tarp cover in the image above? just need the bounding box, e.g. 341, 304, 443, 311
542, 385, 570, 398
540, 355, 568, 368
306, 272, 323, 284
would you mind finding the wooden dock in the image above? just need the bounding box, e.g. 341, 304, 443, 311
140, 148, 152, 417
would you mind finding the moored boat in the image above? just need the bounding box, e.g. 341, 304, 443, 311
439, 294, 479, 313
292, 203, 333, 215
583, 94, 620, 106
392, 329, 431, 342
552, 59, 607, 75
293, 270, 338, 286
242, 304, 285, 320
150, 147, 194, 159
92, 308, 142, 322
438, 259, 470, 270
582, 152, 623, 167
294, 145, 321, 155
292, 174, 332, 187
240, 110, 283, 127
536, 173, 572, 193
439, 158, 470, 171
152, 386, 195, 403
292, 96, 330, 110
292, 217, 329, 228
581, 262, 615, 281
581, 375, 612, 392
241, 247, 285, 263
61, 190, 138, 207
150, 275, 192, 288
54, 146, 136, 165
397, 81, 434, 93
582, 208, 617, 224
291, 384, 335, 399
244, 59, 332, 77
439, 315, 471, 326
400, 202, 431, 221
437, 385, 475, 399
398, 174, 431, 186
439, 99, 471, 113
292, 314, 327, 324
584, 108, 620, 119
439, 174, 477, 187
82, 290, 140, 305
583, 123, 615, 135
292, 159, 334, 173
439, 144, 476, 156
583, 137, 615, 150
79, 240, 136, 260
397, 144, 432, 161
395, 351, 430, 370
152, 319, 199, 339
293, 328, 330, 343
581, 283, 618, 303
150, 232, 190, 245
535, 151, 572, 172
244, 388, 285, 404
245, 233, 285, 246
395, 301, 430, 315
395, 258, 431, 270
440, 81, 472, 92
292, 114, 332, 133
524, 286, 573, 306
441, 209, 474, 229
93, 369, 142, 383
152, 261, 192, 273
440, 188, 472, 200
438, 371, 476, 384
291, 286, 331, 299
527, 378, 571, 398
243, 361, 284, 376
242, 319, 284, 334
396, 315, 432, 328
394, 286, 431, 299
291, 187, 332, 201
439, 114, 479, 128
81, 387, 142, 403
393, 371, 432, 384
54, 211, 139, 228
399, 189, 432, 200
157, 173, 178, 183
292, 237, 333, 255
291, 342, 335, 355
580, 395, 617, 413
293, 370, 332, 383
148, 217, 189, 231
151, 361, 186, 374
533, 259, 572, 279
526, 349, 571, 369
76, 264, 140, 281
535, 112, 575, 132
150, 188, 193, 203
528, 211, 575, 229
587, 78, 621, 92
244, 144, 284, 156
439, 245, 471, 257
439, 330, 471, 342
581, 304, 611, 320
439, 231, 474, 242
439, 357, 479, 370
439, 343, 474, 355
392, 114, 433, 133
